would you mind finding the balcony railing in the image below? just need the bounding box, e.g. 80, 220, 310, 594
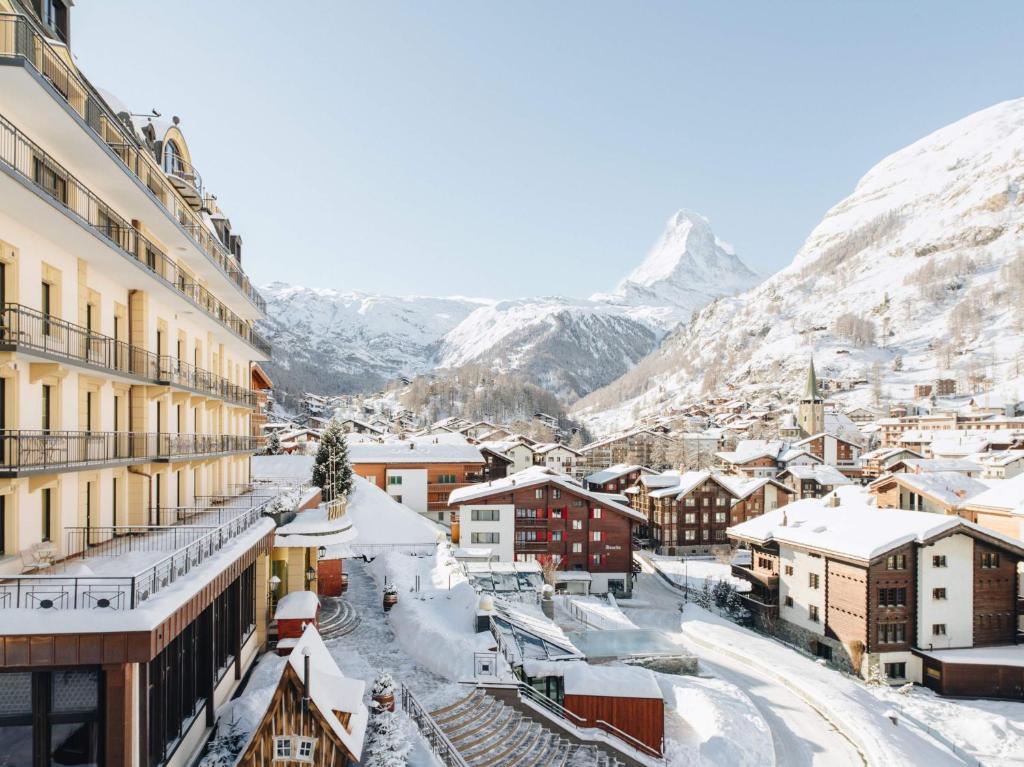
0, 497, 274, 610
0, 303, 257, 407
0, 430, 260, 474
0, 12, 266, 313
0, 113, 270, 356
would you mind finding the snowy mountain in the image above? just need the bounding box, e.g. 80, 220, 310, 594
593, 209, 760, 327
258, 284, 490, 395
261, 211, 758, 399
574, 98, 1024, 433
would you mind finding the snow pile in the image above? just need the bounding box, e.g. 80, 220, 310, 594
563, 595, 638, 630
648, 556, 752, 594
340, 475, 442, 551
869, 685, 1024, 766
660, 674, 773, 767
367, 544, 481, 681
679, 605, 965, 766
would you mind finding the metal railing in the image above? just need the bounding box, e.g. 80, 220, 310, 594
65, 524, 216, 560
0, 12, 266, 314
0, 111, 270, 356
400, 684, 471, 767
0, 304, 257, 406
164, 155, 202, 198
0, 430, 260, 473
0, 496, 274, 610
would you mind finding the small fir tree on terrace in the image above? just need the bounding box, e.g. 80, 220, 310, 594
312, 419, 353, 501
365, 705, 410, 767
265, 430, 283, 456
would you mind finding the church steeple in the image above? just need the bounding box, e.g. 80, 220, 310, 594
797, 356, 825, 437
803, 357, 822, 402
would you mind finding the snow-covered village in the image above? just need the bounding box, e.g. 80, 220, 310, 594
0, 2, 1022, 767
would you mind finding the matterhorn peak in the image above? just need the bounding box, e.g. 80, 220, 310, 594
594, 209, 761, 328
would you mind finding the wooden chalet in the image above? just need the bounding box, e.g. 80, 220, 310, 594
237, 624, 367, 766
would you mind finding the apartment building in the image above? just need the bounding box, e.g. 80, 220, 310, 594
729, 492, 1024, 698
349, 436, 485, 523
449, 466, 642, 596
0, 4, 272, 765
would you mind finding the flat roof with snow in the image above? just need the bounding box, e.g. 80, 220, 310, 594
563, 663, 662, 700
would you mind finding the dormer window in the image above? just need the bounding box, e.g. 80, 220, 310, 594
163, 140, 183, 176
273, 736, 292, 760
38, 0, 69, 42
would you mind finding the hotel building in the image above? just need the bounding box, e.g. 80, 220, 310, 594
0, 3, 275, 765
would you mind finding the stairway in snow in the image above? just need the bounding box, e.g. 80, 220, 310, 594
429, 689, 627, 767
317, 596, 361, 638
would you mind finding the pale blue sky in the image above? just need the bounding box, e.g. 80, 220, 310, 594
73, 1, 1023, 298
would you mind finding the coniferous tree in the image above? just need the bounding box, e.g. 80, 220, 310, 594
312, 419, 353, 501
265, 430, 283, 456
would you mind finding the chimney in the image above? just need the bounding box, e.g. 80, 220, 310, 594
409, 442, 415, 450
302, 648, 311, 712
781, 510, 788, 526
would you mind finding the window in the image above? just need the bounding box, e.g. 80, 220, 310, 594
932, 587, 947, 600
387, 475, 402, 486
716, 497, 727, 506
684, 513, 696, 524
163, 140, 184, 175
784, 595, 794, 607
684, 530, 696, 541
550, 508, 563, 519
684, 497, 696, 507
784, 565, 794, 576
572, 520, 583, 530
808, 573, 820, 589
437, 512, 444, 521
471, 509, 500, 522
515, 507, 538, 519
41, 488, 52, 542
878, 623, 906, 644
41, 384, 52, 432
885, 662, 907, 680
702, 497, 711, 506
592, 531, 602, 542
551, 531, 562, 542
296, 736, 315, 761
981, 552, 1000, 569
932, 555, 947, 568
471, 532, 500, 544
809, 605, 819, 622
885, 554, 907, 570
878, 587, 907, 607
436, 473, 457, 484
714, 512, 726, 524
591, 508, 602, 519
591, 554, 602, 566
274, 736, 293, 759
552, 489, 561, 499
572, 542, 582, 553
933, 623, 947, 636
535, 489, 544, 499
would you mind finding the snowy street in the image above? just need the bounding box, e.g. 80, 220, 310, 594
624, 559, 865, 767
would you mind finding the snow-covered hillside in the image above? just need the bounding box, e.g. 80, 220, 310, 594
258, 284, 490, 394
575, 98, 1024, 432
261, 210, 758, 398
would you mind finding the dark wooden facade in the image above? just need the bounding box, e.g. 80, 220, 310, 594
237, 663, 357, 767
917, 653, 1024, 699
563, 693, 664, 757
651, 477, 738, 552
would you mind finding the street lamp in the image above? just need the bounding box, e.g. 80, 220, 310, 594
305, 565, 316, 583
318, 545, 327, 560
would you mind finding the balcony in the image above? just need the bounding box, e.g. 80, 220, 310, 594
164, 155, 203, 208
0, 12, 266, 315
0, 430, 260, 476
0, 492, 278, 611
0, 113, 271, 357
514, 541, 550, 553
0, 303, 258, 407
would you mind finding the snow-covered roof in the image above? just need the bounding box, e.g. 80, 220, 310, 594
728, 491, 1024, 562
718, 475, 793, 500
329, 476, 440, 555
871, 471, 990, 507
252, 454, 315, 480
563, 664, 662, 700
960, 473, 1024, 514
349, 439, 484, 464
275, 503, 358, 550
533, 442, 581, 456
585, 464, 646, 485
285, 625, 367, 759
893, 458, 981, 474
916, 645, 1024, 668
274, 590, 320, 620
780, 464, 852, 486
448, 467, 645, 522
